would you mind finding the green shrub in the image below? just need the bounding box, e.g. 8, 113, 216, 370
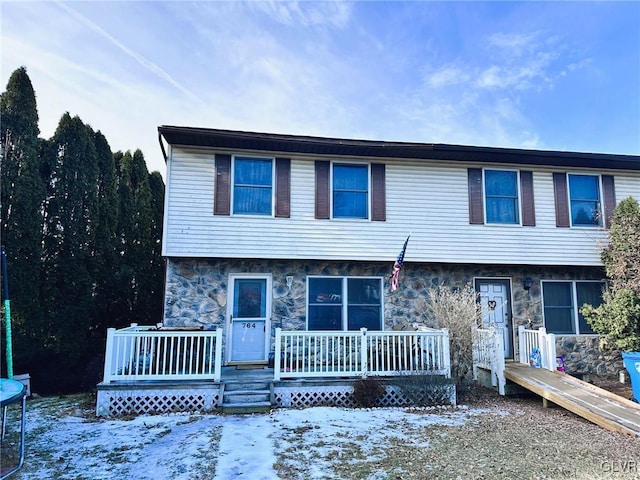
582, 289, 640, 352
581, 197, 640, 352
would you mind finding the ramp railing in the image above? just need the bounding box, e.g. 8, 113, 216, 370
472, 327, 506, 395
518, 325, 557, 371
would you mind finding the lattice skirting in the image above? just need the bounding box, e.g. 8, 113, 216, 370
273, 383, 456, 409
97, 380, 456, 416
96, 385, 219, 417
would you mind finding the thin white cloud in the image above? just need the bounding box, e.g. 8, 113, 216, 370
476, 33, 560, 91
250, 1, 353, 29
426, 66, 470, 88
487, 31, 540, 57
54, 1, 199, 103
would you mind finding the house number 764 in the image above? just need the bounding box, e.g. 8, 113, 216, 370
242, 323, 256, 329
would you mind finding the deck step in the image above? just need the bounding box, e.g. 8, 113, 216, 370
222, 401, 272, 415
223, 390, 270, 404
225, 381, 271, 391
221, 381, 273, 414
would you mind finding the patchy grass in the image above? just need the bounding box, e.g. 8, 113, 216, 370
4, 386, 640, 479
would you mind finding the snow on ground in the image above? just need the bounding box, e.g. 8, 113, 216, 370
7, 396, 486, 480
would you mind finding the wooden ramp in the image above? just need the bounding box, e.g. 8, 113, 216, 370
504, 363, 640, 436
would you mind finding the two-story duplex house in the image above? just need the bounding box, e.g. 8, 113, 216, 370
157, 126, 640, 376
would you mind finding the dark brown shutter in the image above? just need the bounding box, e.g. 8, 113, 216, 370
520, 171, 536, 226
275, 157, 291, 218
315, 160, 330, 219
602, 175, 616, 229
553, 172, 570, 227
371, 163, 386, 221
214, 154, 231, 215
468, 168, 484, 224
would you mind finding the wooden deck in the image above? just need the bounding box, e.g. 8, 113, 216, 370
504, 363, 640, 436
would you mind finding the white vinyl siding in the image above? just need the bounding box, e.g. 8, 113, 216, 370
163, 147, 639, 267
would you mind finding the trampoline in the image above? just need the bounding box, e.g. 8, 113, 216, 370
0, 378, 26, 479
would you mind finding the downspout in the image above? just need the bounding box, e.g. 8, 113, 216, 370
158, 132, 168, 163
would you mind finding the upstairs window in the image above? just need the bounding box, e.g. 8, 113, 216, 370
468, 168, 535, 226
315, 161, 385, 221
542, 280, 604, 335
233, 156, 273, 215
484, 170, 520, 224
568, 174, 602, 226
308, 277, 382, 331
333, 164, 369, 219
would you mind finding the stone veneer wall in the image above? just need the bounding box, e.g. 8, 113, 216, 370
163, 258, 622, 376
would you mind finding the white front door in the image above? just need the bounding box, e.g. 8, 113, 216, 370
477, 280, 513, 358
227, 275, 271, 364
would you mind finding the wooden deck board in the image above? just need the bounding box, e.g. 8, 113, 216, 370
504, 363, 640, 437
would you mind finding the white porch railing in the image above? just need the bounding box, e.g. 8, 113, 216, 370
518, 325, 557, 371
273, 328, 451, 381
102, 324, 223, 383
472, 328, 506, 395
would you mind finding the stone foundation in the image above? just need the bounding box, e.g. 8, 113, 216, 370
556, 336, 623, 376
163, 258, 617, 375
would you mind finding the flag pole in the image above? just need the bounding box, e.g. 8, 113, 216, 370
390, 235, 411, 293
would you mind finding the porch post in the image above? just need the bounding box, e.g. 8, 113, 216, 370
360, 328, 368, 377
493, 330, 506, 395
537, 327, 548, 370
442, 329, 451, 379
545, 331, 557, 372
102, 328, 116, 384
471, 326, 479, 380
274, 328, 282, 381
214, 328, 223, 382
518, 325, 527, 364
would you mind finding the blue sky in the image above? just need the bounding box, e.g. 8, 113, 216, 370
2, 1, 639, 177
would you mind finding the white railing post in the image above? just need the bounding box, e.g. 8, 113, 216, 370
360, 328, 368, 377
442, 328, 451, 379
493, 329, 506, 395
537, 327, 548, 370
518, 325, 527, 364
102, 328, 116, 384
214, 329, 222, 381
472, 326, 479, 380
541, 330, 557, 372
274, 328, 282, 381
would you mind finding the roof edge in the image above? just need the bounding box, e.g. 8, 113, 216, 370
157, 125, 640, 170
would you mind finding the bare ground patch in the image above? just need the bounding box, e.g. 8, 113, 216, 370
3, 384, 640, 480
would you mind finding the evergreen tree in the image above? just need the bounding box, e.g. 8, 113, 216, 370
1, 67, 166, 392
0, 67, 46, 376
115, 150, 160, 325
148, 170, 166, 322
88, 130, 119, 372
40, 114, 99, 391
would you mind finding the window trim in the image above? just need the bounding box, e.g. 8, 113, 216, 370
330, 162, 371, 220
230, 154, 276, 217
306, 276, 384, 331
482, 168, 522, 226
541, 280, 605, 335
566, 173, 604, 228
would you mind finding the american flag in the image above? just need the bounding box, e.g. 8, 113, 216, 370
390, 235, 410, 292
